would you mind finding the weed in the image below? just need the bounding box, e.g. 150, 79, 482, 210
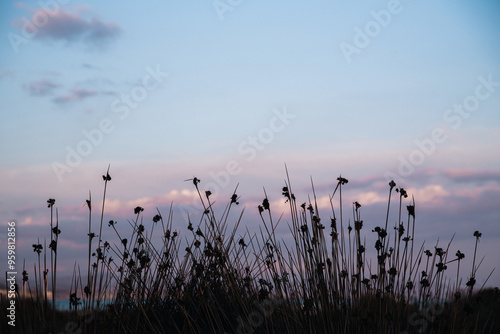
2, 167, 498, 334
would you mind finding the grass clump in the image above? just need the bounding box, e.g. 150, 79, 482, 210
2, 167, 498, 334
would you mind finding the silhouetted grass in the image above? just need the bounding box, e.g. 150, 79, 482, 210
2, 167, 499, 334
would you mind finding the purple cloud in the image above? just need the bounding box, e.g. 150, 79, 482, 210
13, 8, 121, 49
444, 169, 500, 185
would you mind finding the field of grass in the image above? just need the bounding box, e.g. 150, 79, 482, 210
2, 168, 499, 333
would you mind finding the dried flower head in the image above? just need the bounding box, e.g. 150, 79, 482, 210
337, 176, 348, 185
230, 193, 239, 205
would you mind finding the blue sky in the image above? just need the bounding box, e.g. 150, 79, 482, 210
1, 0, 499, 294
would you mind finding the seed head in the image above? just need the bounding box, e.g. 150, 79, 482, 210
337, 176, 348, 185
407, 204, 415, 218
262, 198, 270, 211
230, 193, 239, 205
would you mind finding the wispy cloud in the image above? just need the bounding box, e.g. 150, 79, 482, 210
12, 8, 122, 49
444, 169, 500, 185
103, 189, 201, 217
23, 79, 59, 96
81, 63, 101, 70
0, 70, 15, 80
52, 88, 114, 104
30, 70, 60, 76
406, 184, 450, 204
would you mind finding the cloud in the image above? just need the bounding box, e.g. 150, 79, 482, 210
103, 189, 201, 217
52, 88, 114, 104
23, 79, 59, 96
30, 70, 60, 76
406, 184, 449, 204
454, 184, 500, 200
355, 191, 388, 206
0, 70, 15, 80
19, 216, 47, 226
444, 169, 500, 185
81, 63, 101, 70
13, 8, 121, 49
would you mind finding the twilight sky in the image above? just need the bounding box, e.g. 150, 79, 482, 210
1, 0, 499, 294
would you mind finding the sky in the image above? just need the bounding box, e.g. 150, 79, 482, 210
0, 0, 499, 296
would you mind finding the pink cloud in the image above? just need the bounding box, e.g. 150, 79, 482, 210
20, 216, 47, 226
103, 189, 202, 218
52, 88, 98, 103
454, 184, 500, 199
58, 238, 87, 250
444, 169, 500, 184
406, 185, 450, 204
12, 8, 121, 49
354, 191, 387, 206
52, 88, 114, 104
